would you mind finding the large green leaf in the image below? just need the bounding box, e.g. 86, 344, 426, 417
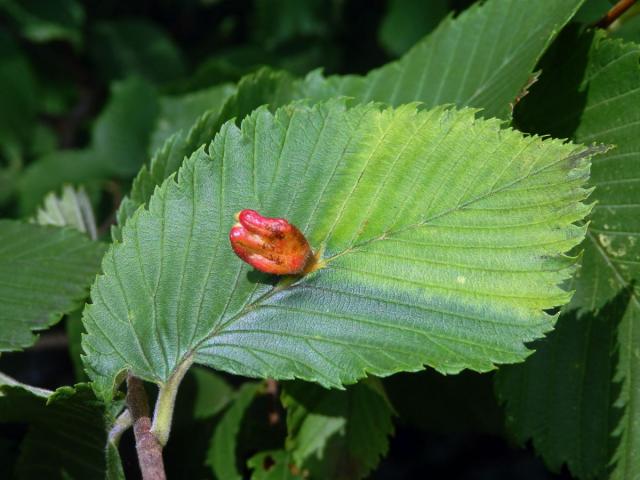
503, 31, 640, 479
82, 101, 597, 401
115, 0, 584, 236
0, 221, 105, 352
0, 383, 123, 479
299, 0, 585, 119
281, 379, 394, 479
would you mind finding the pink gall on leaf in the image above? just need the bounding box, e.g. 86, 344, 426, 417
229, 209, 313, 275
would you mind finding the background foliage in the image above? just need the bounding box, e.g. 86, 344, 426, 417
1, 0, 639, 479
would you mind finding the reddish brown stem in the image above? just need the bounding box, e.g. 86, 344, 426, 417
595, 0, 637, 28
126, 374, 166, 480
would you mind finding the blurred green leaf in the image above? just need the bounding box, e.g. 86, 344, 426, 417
0, 0, 84, 47
19, 77, 159, 213
252, 0, 331, 50
207, 382, 261, 480
92, 77, 160, 176
282, 380, 394, 480
248, 450, 304, 480
18, 150, 107, 215
0, 221, 106, 352
379, 0, 449, 56
90, 19, 186, 85
0, 29, 37, 159
150, 83, 236, 156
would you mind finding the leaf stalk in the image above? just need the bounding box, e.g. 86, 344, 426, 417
151, 355, 194, 446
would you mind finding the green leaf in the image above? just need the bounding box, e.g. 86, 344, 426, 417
82, 101, 597, 402
378, 0, 449, 56
89, 19, 185, 85
513, 31, 640, 479
0, 220, 106, 352
247, 450, 304, 480
281, 379, 394, 479
0, 0, 84, 47
298, 0, 586, 119
207, 382, 261, 480
0, 383, 122, 479
496, 293, 626, 478
32, 185, 97, 240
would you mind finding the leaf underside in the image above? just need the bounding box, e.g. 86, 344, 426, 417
82, 102, 596, 402
0, 220, 105, 352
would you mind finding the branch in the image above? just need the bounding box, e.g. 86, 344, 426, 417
594, 0, 637, 29
126, 374, 166, 480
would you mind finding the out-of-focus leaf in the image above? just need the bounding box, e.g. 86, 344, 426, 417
0, 0, 84, 47
0, 29, 37, 158
90, 19, 186, 85
252, 0, 330, 49
0, 383, 123, 479
248, 450, 305, 480
207, 382, 261, 480
19, 77, 159, 213
92, 77, 160, 177
0, 221, 106, 352
379, 0, 449, 56
282, 380, 394, 480
150, 83, 236, 156
33, 185, 97, 240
